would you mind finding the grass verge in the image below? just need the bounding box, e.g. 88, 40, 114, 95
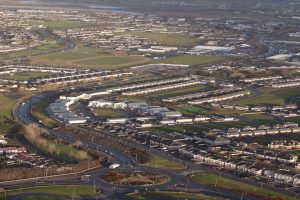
0, 185, 96, 199
191, 172, 295, 200
128, 191, 223, 200
143, 154, 184, 170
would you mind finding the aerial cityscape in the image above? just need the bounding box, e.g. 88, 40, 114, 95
0, 0, 300, 199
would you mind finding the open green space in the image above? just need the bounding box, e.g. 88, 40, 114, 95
6, 71, 52, 81
236, 88, 300, 106
94, 108, 127, 118
0, 95, 16, 118
128, 191, 222, 200
45, 137, 92, 161
143, 154, 185, 170
147, 121, 251, 134
147, 85, 209, 99
157, 55, 223, 66
119, 31, 198, 47
241, 113, 277, 124
23, 123, 91, 161
41, 20, 83, 29
289, 37, 300, 42
4, 42, 64, 59
30, 45, 151, 69
0, 95, 17, 135
176, 105, 209, 116
0, 185, 96, 200
24, 196, 63, 200
284, 116, 300, 123
73, 55, 149, 68
191, 172, 295, 200
31, 101, 58, 128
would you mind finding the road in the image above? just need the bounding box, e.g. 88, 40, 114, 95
3, 92, 267, 200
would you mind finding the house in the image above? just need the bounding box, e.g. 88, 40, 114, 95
0, 135, 7, 145
194, 116, 210, 122
160, 119, 175, 125
175, 118, 193, 124
161, 111, 182, 119
243, 126, 256, 131
283, 122, 298, 128
106, 118, 129, 124
0, 147, 26, 154
203, 136, 230, 146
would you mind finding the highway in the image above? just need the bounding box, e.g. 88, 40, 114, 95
4, 92, 264, 200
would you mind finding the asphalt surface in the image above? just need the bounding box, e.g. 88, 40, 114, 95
3, 92, 266, 200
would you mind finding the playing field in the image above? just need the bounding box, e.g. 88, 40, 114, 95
118, 31, 198, 47
176, 105, 208, 115
30, 45, 151, 69
157, 55, 223, 66
94, 108, 127, 118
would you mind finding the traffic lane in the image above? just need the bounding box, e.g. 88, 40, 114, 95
14, 101, 135, 166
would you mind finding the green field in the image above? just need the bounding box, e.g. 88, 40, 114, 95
143, 154, 184, 170
128, 191, 222, 200
237, 88, 300, 106
157, 55, 223, 66
191, 173, 295, 200
147, 85, 209, 99
30, 45, 151, 69
119, 31, 198, 47
0, 95, 16, 118
24, 129, 91, 162
147, 121, 251, 134
31, 102, 59, 128
176, 105, 208, 116
0, 95, 17, 135
4, 42, 64, 59
73, 56, 149, 68
6, 71, 52, 81
94, 108, 126, 118
41, 20, 83, 29
24, 196, 63, 200
241, 113, 277, 124
0, 185, 96, 200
